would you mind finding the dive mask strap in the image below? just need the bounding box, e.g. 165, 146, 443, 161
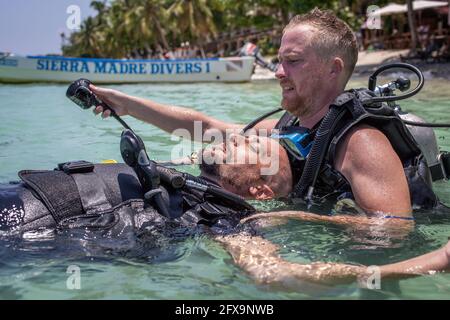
271, 126, 315, 160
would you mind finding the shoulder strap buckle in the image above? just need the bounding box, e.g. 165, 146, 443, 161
57, 161, 95, 174
431, 152, 450, 181
332, 91, 356, 107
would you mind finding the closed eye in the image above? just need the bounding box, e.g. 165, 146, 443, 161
279, 55, 303, 64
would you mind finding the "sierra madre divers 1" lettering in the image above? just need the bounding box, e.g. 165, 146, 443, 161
36, 59, 210, 75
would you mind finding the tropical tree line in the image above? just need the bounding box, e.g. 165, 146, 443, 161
63, 0, 391, 58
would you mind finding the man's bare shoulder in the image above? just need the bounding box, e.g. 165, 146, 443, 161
334, 123, 399, 176
334, 124, 412, 215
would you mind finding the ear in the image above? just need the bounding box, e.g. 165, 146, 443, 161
330, 57, 344, 77
249, 184, 275, 200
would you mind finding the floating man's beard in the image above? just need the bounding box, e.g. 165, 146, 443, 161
198, 161, 220, 179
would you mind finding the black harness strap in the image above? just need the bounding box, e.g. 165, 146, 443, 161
18, 162, 114, 223
18, 170, 83, 224
274, 111, 298, 130
71, 172, 112, 214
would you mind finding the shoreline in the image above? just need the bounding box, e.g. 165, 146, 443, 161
252, 50, 450, 81
354, 49, 450, 80
354, 61, 450, 80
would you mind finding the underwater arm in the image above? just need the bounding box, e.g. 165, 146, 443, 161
379, 241, 450, 279
215, 234, 450, 290
241, 210, 414, 237
214, 234, 365, 288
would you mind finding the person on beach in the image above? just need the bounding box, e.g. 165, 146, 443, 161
90, 8, 440, 224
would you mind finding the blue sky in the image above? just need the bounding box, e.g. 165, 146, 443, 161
0, 0, 96, 55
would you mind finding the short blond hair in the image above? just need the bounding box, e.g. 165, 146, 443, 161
284, 8, 358, 83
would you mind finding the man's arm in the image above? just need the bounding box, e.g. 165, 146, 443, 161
380, 241, 450, 278
214, 234, 365, 288
334, 124, 412, 217
241, 210, 414, 238
90, 85, 239, 141
215, 233, 450, 290
90, 85, 278, 142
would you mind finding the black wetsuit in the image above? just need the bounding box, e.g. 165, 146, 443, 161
0, 163, 252, 239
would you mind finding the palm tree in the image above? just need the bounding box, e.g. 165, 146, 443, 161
137, 0, 170, 50
116, 0, 170, 53
64, 16, 102, 57
406, 0, 418, 54
168, 0, 218, 52
90, 0, 107, 24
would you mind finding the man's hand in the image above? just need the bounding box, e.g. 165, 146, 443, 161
379, 240, 450, 278
90, 85, 130, 118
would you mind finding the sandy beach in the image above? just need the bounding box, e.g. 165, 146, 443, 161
252, 49, 450, 80
354, 49, 450, 79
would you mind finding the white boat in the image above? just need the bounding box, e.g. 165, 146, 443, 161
0, 53, 255, 83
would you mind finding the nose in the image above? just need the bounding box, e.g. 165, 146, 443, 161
275, 62, 285, 80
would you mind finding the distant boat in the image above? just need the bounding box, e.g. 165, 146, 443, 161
0, 53, 255, 83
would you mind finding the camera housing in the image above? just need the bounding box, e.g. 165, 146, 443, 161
66, 78, 101, 109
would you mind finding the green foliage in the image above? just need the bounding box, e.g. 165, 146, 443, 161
63, 0, 370, 58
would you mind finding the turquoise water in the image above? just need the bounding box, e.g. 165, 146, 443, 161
1, 77, 450, 299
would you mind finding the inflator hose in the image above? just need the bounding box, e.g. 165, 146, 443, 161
182, 174, 255, 212
291, 105, 347, 203
241, 108, 283, 134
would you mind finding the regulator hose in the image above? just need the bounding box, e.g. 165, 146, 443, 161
241, 108, 283, 134
291, 105, 347, 206
182, 173, 255, 212
401, 120, 450, 128
365, 63, 424, 105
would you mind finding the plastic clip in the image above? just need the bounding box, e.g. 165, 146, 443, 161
57, 161, 95, 174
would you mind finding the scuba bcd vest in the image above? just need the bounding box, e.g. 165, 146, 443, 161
243, 63, 450, 210
274, 88, 442, 209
